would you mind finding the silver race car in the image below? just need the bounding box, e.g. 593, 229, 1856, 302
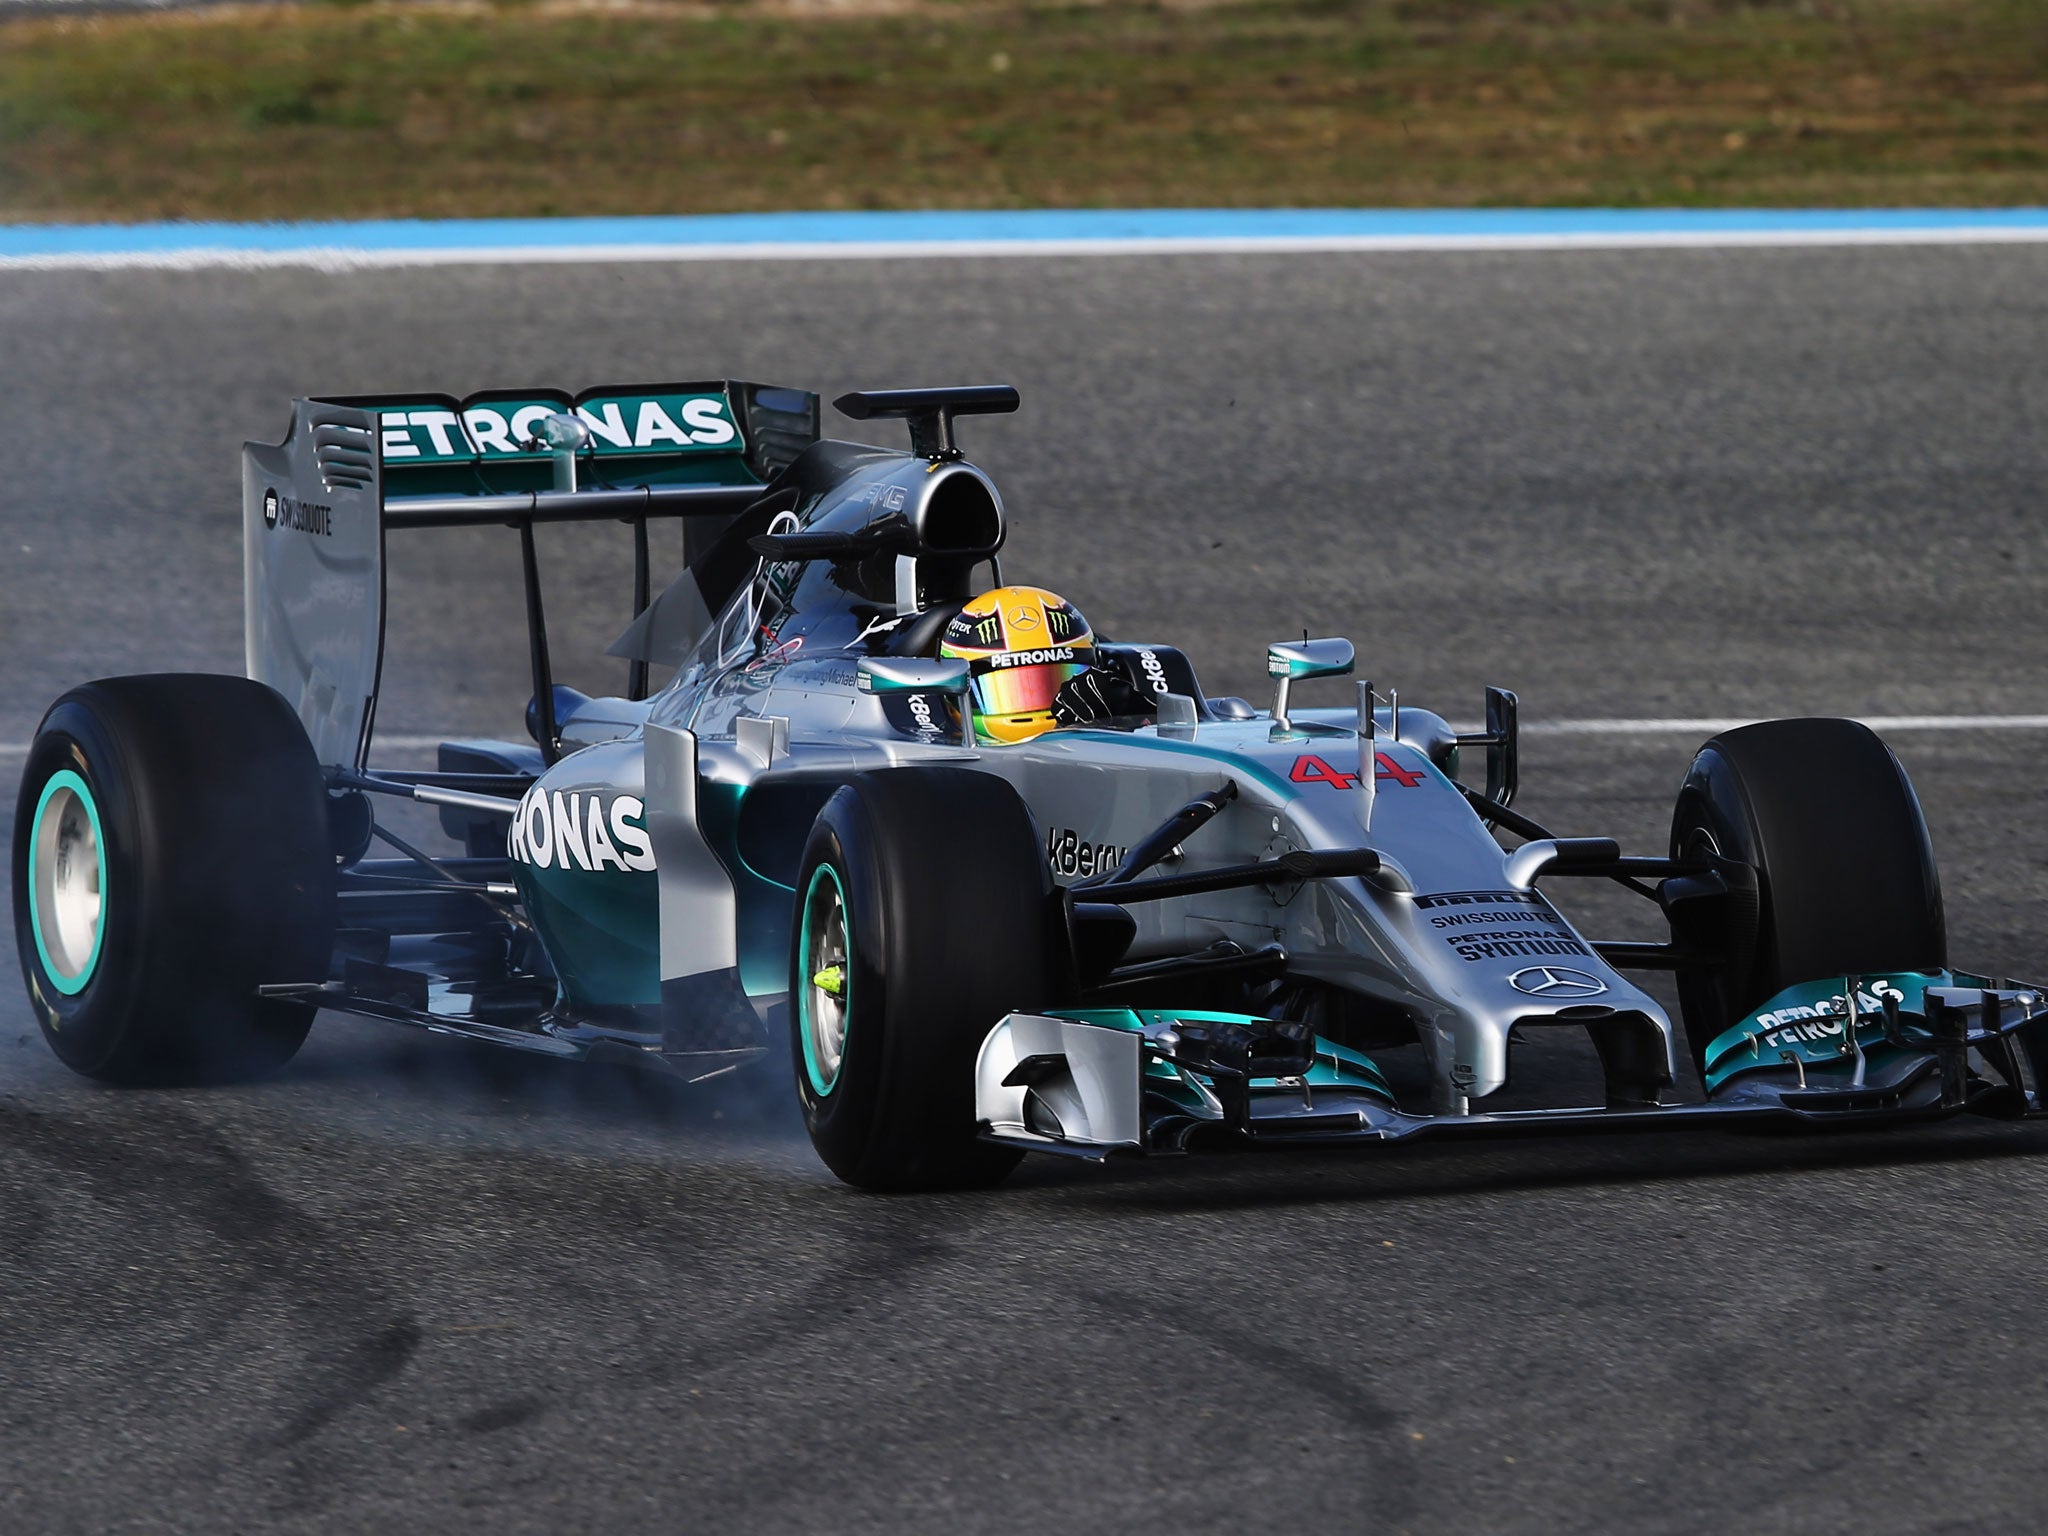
15, 381, 2048, 1189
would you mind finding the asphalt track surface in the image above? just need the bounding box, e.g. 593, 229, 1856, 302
3, 248, 2047, 1534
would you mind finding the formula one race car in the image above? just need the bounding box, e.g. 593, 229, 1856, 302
15, 380, 2048, 1189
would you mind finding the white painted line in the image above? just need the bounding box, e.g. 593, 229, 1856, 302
8, 227, 2048, 271
12, 210, 2048, 271
4, 715, 2046, 763
0, 731, 456, 762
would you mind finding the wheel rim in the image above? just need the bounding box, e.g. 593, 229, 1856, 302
28, 769, 107, 997
798, 863, 850, 1096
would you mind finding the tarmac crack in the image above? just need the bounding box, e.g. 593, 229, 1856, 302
1074, 1281, 1421, 1523
0, 1101, 423, 1475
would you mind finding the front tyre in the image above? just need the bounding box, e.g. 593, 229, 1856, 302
12, 674, 337, 1084
1668, 716, 1945, 1072
791, 768, 1052, 1191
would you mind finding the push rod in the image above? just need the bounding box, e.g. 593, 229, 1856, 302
1082, 780, 1240, 889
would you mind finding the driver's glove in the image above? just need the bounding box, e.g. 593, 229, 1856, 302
1052, 666, 1155, 728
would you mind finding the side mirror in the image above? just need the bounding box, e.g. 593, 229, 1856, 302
1267, 637, 1356, 681
857, 656, 970, 694
857, 656, 975, 746
1266, 637, 1354, 730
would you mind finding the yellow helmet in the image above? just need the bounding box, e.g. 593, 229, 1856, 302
939, 586, 1094, 744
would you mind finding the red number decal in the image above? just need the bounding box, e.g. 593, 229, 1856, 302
1290, 752, 1428, 790
1374, 751, 1425, 788
1289, 754, 1359, 790
1289, 752, 1428, 790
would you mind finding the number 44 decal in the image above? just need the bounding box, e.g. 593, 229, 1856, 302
1289, 752, 1425, 790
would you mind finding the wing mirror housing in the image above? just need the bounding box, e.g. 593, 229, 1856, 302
857, 655, 969, 694
856, 656, 976, 746
1266, 638, 1354, 730
1267, 638, 1356, 681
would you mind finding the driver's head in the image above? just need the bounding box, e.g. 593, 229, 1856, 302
939, 585, 1094, 744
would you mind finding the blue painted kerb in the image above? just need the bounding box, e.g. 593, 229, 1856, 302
3, 207, 2048, 255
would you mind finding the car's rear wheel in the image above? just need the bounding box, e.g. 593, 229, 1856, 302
790, 767, 1050, 1191
12, 674, 337, 1084
1668, 717, 1945, 1073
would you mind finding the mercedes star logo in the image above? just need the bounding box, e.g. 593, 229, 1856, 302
1508, 965, 1609, 998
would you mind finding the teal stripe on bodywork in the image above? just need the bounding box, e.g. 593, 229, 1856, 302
693, 778, 796, 997
510, 864, 660, 1007
1051, 732, 1299, 799
1054, 727, 1456, 802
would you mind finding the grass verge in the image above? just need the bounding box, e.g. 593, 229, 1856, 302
1, 0, 2045, 221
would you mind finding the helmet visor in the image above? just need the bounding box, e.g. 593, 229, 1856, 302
973, 659, 1089, 719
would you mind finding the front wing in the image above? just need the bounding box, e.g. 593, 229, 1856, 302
974, 977, 2048, 1158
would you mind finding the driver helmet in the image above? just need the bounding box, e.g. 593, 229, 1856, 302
939, 585, 1094, 744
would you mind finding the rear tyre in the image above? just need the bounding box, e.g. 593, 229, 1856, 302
1668, 717, 1945, 1072
12, 674, 337, 1085
791, 768, 1050, 1191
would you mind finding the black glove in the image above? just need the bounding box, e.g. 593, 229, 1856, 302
1052, 665, 1155, 728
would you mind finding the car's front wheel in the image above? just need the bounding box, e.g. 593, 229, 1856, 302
1668, 716, 1946, 1072
12, 674, 337, 1084
790, 767, 1052, 1191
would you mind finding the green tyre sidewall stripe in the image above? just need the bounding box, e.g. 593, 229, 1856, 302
28, 768, 107, 997
798, 860, 848, 1098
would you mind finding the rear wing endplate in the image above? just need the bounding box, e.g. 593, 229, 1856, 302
243, 381, 818, 771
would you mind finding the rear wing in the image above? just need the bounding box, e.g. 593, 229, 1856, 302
243, 381, 818, 770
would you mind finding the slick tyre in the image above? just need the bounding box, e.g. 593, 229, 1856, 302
1668, 717, 1945, 1072
13, 674, 337, 1085
791, 768, 1051, 1192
